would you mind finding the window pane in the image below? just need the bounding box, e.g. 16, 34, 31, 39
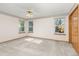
28, 21, 33, 32
19, 20, 25, 32
55, 18, 64, 33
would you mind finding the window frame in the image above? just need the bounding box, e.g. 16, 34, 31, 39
28, 20, 33, 33
54, 17, 66, 35
19, 20, 25, 34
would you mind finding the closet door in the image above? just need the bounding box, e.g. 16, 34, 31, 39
72, 7, 78, 51
77, 6, 79, 53
70, 6, 79, 54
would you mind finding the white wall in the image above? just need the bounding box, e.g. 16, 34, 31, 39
0, 13, 27, 42
27, 16, 69, 41
0, 13, 69, 43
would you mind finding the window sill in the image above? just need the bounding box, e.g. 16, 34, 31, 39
54, 33, 66, 35
28, 32, 33, 33
19, 31, 25, 34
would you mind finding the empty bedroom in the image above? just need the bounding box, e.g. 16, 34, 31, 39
0, 3, 79, 56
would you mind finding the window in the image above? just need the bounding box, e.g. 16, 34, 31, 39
55, 18, 65, 34
19, 20, 25, 33
28, 21, 33, 33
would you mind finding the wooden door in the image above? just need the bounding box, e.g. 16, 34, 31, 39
72, 7, 78, 52
77, 5, 79, 53
69, 6, 79, 54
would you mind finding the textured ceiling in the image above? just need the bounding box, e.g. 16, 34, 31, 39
0, 3, 75, 19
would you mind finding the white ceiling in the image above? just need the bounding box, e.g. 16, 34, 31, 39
0, 3, 75, 19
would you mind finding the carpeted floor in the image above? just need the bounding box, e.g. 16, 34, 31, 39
0, 37, 77, 56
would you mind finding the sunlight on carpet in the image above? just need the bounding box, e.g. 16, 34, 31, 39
25, 38, 43, 44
